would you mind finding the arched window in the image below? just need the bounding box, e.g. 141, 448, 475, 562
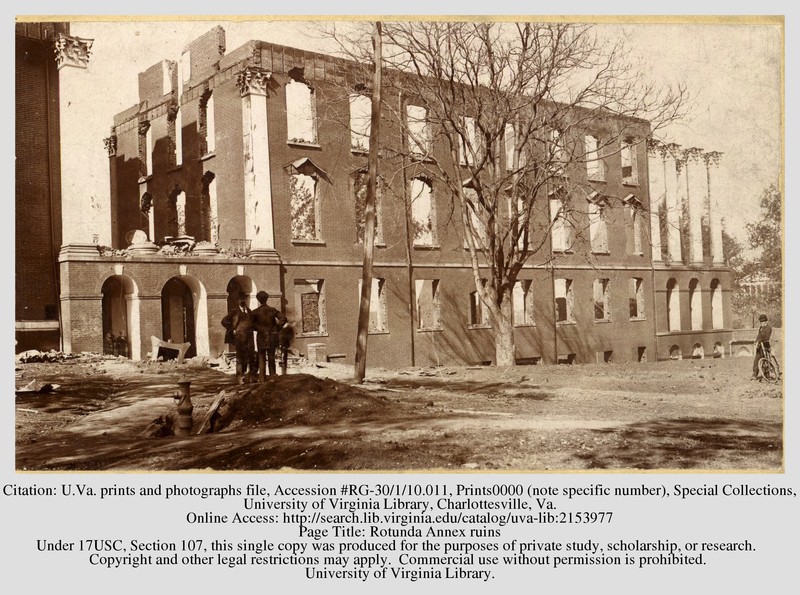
689, 278, 702, 330
710, 279, 724, 329
667, 278, 681, 332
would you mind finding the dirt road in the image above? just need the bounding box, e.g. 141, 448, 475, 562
14, 354, 782, 472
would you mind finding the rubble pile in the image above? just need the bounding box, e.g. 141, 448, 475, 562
15, 350, 81, 364
211, 374, 396, 431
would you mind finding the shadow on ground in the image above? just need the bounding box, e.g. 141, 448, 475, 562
575, 417, 783, 470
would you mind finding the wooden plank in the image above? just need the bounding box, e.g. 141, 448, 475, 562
195, 389, 227, 435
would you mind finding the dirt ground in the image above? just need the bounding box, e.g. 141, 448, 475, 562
14, 353, 783, 472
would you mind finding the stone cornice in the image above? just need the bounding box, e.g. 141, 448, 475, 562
646, 138, 668, 158
684, 147, 705, 162
54, 33, 93, 70
704, 151, 723, 166
665, 143, 683, 162
236, 66, 273, 97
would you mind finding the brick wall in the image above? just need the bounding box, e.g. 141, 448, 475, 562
60, 254, 282, 358
184, 26, 226, 88
15, 32, 62, 355
100, 29, 733, 368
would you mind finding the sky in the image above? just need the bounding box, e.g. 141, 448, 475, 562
42, 16, 784, 248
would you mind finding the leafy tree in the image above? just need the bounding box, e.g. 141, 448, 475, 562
746, 184, 782, 286
742, 184, 782, 326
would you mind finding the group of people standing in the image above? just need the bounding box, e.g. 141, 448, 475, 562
221, 291, 291, 384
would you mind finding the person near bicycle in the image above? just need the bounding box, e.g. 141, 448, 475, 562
751, 314, 773, 380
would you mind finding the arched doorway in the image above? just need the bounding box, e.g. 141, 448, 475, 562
101, 275, 141, 360
161, 278, 195, 358
160, 276, 210, 359
226, 276, 257, 311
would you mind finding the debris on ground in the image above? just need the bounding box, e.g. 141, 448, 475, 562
15, 350, 80, 364
13, 354, 784, 472
15, 380, 60, 394
142, 415, 174, 438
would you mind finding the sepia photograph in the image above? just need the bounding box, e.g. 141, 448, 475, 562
14, 15, 784, 472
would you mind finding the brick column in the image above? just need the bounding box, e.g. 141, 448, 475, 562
237, 67, 279, 261
664, 144, 683, 263
646, 140, 666, 261
684, 147, 707, 264
705, 151, 725, 265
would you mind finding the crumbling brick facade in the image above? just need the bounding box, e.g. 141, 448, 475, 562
52, 27, 732, 365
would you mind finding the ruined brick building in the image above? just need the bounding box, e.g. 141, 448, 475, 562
17, 26, 733, 366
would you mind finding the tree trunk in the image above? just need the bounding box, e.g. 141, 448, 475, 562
494, 297, 516, 367
354, 22, 382, 384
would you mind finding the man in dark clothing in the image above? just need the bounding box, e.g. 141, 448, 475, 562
278, 322, 295, 375
752, 314, 773, 380
221, 294, 256, 384
252, 291, 287, 382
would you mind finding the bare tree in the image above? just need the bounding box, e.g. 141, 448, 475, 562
328, 21, 687, 367
354, 22, 383, 383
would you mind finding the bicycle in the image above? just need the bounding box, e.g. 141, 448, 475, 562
756, 341, 781, 384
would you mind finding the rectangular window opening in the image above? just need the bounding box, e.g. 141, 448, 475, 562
593, 278, 611, 322
550, 192, 571, 252
416, 279, 442, 330
589, 200, 609, 254
555, 278, 574, 323
469, 285, 491, 327
295, 279, 326, 335
585, 134, 604, 181
286, 79, 317, 144
359, 277, 388, 333
290, 173, 320, 241
406, 104, 431, 157
349, 93, 371, 151
410, 177, 436, 246
354, 171, 383, 245
558, 353, 576, 365
629, 277, 645, 320
513, 279, 535, 326
622, 138, 638, 185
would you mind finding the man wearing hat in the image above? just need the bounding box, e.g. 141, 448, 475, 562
221, 293, 257, 384
752, 314, 773, 380
251, 291, 287, 381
